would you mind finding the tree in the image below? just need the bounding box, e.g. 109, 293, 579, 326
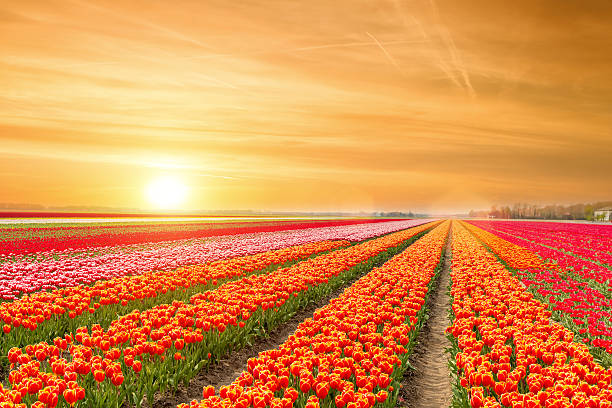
585, 205, 594, 221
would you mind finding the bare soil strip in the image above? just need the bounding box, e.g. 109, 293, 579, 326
397, 225, 453, 408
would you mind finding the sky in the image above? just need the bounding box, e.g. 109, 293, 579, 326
1, 0, 611, 214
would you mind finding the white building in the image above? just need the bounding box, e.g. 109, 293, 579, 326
594, 207, 612, 222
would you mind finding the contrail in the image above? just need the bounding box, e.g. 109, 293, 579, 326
410, 11, 465, 90
413, 18, 465, 91
52, 0, 244, 91
194, 173, 241, 180
391, 0, 415, 30
50, 59, 243, 91
392, 0, 465, 91
70, 0, 215, 50
186, 39, 423, 60
429, 0, 476, 98
436, 62, 465, 90
51, 39, 422, 69
365, 32, 404, 75
439, 26, 476, 98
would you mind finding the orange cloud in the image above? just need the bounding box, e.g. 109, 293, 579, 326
0, 0, 610, 212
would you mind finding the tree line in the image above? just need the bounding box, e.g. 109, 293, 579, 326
469, 201, 612, 220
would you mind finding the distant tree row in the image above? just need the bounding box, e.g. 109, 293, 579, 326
375, 211, 417, 218
469, 201, 612, 220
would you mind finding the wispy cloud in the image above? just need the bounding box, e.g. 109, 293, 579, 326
0, 0, 610, 210
71, 0, 216, 51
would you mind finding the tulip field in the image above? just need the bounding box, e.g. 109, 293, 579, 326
464, 221, 612, 364
0, 217, 611, 408
0, 219, 422, 300
448, 221, 612, 408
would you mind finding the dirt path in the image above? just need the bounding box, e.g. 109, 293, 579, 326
397, 223, 453, 408
152, 281, 360, 408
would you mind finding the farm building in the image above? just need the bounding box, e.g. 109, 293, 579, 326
594, 207, 612, 222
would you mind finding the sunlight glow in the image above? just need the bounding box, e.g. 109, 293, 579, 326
145, 176, 188, 209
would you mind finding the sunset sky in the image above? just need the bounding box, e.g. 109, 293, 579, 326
1, 0, 611, 213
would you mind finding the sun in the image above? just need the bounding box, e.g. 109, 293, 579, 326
145, 176, 188, 209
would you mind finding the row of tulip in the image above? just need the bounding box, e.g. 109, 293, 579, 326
1, 220, 430, 264
179, 220, 450, 408
0, 221, 438, 408
462, 222, 612, 362
468, 221, 612, 268
0, 219, 391, 258
0, 220, 284, 246
0, 220, 432, 300
468, 222, 612, 285
0, 240, 350, 360
447, 221, 612, 408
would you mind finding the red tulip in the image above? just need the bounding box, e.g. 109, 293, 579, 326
111, 374, 124, 387
93, 370, 105, 382
63, 389, 77, 406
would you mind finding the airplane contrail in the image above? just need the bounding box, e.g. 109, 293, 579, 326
185, 38, 424, 60
439, 26, 476, 98
391, 0, 466, 91
412, 15, 464, 91
70, 0, 215, 51
365, 32, 405, 75
50, 39, 423, 69
429, 0, 476, 98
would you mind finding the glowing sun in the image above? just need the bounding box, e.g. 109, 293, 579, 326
145, 176, 188, 209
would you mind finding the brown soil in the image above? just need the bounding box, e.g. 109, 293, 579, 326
397, 224, 453, 408
152, 282, 358, 408
0, 364, 7, 386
